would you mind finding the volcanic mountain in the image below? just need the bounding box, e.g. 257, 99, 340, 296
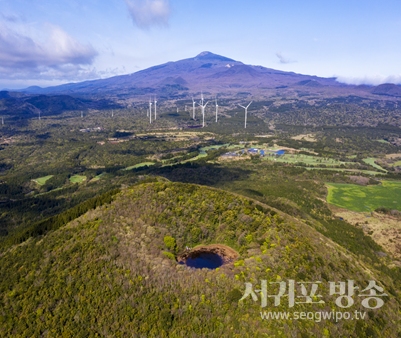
20, 51, 399, 100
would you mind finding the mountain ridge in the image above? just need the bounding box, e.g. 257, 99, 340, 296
11, 51, 401, 100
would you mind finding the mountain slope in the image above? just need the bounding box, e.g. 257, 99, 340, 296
17, 51, 400, 101
20, 52, 371, 99
0, 91, 119, 120
1, 181, 399, 337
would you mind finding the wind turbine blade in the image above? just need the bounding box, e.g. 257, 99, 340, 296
239, 105, 245, 109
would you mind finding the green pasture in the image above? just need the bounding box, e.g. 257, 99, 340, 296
180, 152, 207, 163
227, 143, 246, 150
69, 175, 87, 183
123, 162, 155, 170
199, 144, 229, 152
32, 175, 54, 185
180, 144, 229, 163
303, 167, 383, 175
90, 173, 106, 182
326, 181, 401, 212
392, 160, 401, 167
264, 153, 351, 167
362, 158, 387, 172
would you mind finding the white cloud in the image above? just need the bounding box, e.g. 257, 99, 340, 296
275, 52, 295, 64
125, 0, 170, 29
336, 74, 401, 86
0, 22, 98, 81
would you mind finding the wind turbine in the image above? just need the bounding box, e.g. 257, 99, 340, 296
154, 98, 157, 120
149, 99, 152, 124
198, 96, 209, 128
111, 109, 114, 118
192, 97, 196, 119
239, 101, 252, 129
38, 110, 41, 121
81, 111, 83, 118
215, 96, 219, 122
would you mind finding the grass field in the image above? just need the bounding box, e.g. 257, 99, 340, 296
392, 160, 401, 167
123, 162, 155, 170
199, 144, 229, 152
303, 167, 383, 175
32, 175, 54, 185
362, 157, 387, 172
264, 153, 351, 167
90, 173, 106, 182
69, 175, 87, 183
326, 181, 401, 212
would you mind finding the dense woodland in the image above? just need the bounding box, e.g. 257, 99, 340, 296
0, 97, 401, 336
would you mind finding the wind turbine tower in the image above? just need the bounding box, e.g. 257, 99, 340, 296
81, 111, 83, 118
149, 99, 152, 124
239, 101, 252, 129
198, 97, 209, 128
192, 97, 196, 119
154, 98, 157, 120
215, 97, 219, 122
112, 109, 114, 118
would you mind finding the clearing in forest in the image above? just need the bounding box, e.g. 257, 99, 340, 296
32, 175, 54, 185
326, 181, 401, 212
69, 175, 87, 183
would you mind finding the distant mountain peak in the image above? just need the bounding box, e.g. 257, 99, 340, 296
196, 51, 212, 57
194, 51, 235, 62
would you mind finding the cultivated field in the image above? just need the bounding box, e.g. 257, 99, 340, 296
124, 162, 155, 170
69, 175, 87, 183
363, 157, 387, 172
264, 153, 351, 167
326, 181, 401, 212
32, 175, 54, 185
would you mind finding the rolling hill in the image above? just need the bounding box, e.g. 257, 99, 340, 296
1, 181, 399, 337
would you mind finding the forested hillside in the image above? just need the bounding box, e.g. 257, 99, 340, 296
1, 181, 399, 337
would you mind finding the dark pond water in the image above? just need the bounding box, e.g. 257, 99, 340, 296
185, 252, 223, 269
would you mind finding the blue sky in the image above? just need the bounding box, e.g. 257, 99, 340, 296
1, 0, 401, 89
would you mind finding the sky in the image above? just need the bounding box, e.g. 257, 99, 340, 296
1, 0, 401, 89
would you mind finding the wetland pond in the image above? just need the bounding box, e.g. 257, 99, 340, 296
178, 244, 238, 270
185, 252, 223, 269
